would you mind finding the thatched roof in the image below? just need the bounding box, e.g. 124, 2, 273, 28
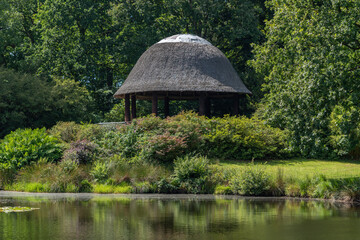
114, 34, 251, 99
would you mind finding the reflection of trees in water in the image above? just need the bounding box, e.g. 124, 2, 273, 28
0, 197, 359, 240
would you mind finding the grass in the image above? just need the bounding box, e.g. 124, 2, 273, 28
217, 158, 360, 180
93, 184, 133, 194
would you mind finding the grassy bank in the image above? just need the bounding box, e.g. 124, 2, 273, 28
2, 158, 360, 203
1, 113, 360, 202
218, 159, 360, 180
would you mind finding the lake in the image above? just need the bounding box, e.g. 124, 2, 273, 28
0, 192, 359, 240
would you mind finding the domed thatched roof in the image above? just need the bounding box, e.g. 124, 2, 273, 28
114, 34, 251, 100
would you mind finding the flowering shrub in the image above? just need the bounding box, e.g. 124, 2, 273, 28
62, 140, 97, 164
82, 112, 290, 163
140, 132, 187, 162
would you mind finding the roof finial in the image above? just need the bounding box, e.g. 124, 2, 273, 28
157, 34, 212, 45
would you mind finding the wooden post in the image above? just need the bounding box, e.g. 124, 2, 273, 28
233, 94, 239, 116
199, 95, 208, 116
131, 95, 136, 120
152, 93, 158, 116
124, 94, 130, 122
205, 97, 210, 117
164, 96, 170, 117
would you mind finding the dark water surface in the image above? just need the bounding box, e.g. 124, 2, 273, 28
0, 191, 359, 240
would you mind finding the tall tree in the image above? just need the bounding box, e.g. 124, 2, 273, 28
251, 0, 360, 157
33, 0, 117, 113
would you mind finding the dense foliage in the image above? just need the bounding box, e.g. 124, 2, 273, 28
0, 67, 93, 137
97, 112, 290, 162
0, 128, 62, 170
251, 0, 360, 158
0, 0, 267, 120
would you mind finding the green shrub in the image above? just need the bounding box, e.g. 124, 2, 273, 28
48, 122, 81, 143
11, 162, 90, 193
311, 175, 335, 199
329, 104, 360, 158
139, 132, 187, 163
133, 181, 155, 193
90, 161, 110, 183
156, 178, 177, 193
0, 128, 62, 170
0, 164, 17, 188
65, 184, 79, 193
79, 180, 93, 192
98, 112, 290, 162
214, 185, 232, 195
230, 165, 271, 196
172, 156, 212, 194
285, 183, 301, 197
106, 154, 170, 184
97, 125, 140, 158
59, 159, 79, 173
339, 178, 360, 202
49, 122, 107, 143
62, 140, 97, 164
203, 116, 290, 160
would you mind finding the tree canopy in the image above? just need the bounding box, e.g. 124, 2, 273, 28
251, 0, 360, 157
0, 0, 266, 117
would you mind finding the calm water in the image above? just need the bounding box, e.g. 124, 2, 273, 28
0, 192, 359, 240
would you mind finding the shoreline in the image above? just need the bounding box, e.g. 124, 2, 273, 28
0, 190, 358, 206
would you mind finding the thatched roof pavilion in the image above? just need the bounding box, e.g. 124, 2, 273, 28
114, 34, 251, 121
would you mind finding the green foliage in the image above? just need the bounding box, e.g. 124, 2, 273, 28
172, 156, 212, 194
0, 67, 94, 138
10, 182, 51, 193
104, 100, 153, 122
156, 178, 177, 193
92, 184, 133, 194
62, 140, 97, 165
49, 122, 107, 143
98, 112, 290, 162
329, 104, 360, 158
9, 161, 91, 193
1, 0, 267, 117
214, 185, 232, 195
230, 165, 271, 196
0, 67, 53, 137
204, 116, 290, 159
98, 125, 140, 158
133, 181, 156, 193
90, 161, 110, 183
0, 128, 62, 170
104, 102, 125, 122
140, 132, 187, 163
79, 179, 93, 192
59, 159, 79, 173
251, 0, 360, 157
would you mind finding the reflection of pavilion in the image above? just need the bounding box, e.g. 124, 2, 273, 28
114, 34, 251, 121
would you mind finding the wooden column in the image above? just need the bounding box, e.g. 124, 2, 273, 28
205, 97, 211, 117
152, 93, 158, 116
233, 94, 239, 116
164, 96, 170, 118
199, 95, 208, 116
124, 94, 131, 122
131, 95, 136, 120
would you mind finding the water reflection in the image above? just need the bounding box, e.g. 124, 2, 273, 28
0, 193, 359, 240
